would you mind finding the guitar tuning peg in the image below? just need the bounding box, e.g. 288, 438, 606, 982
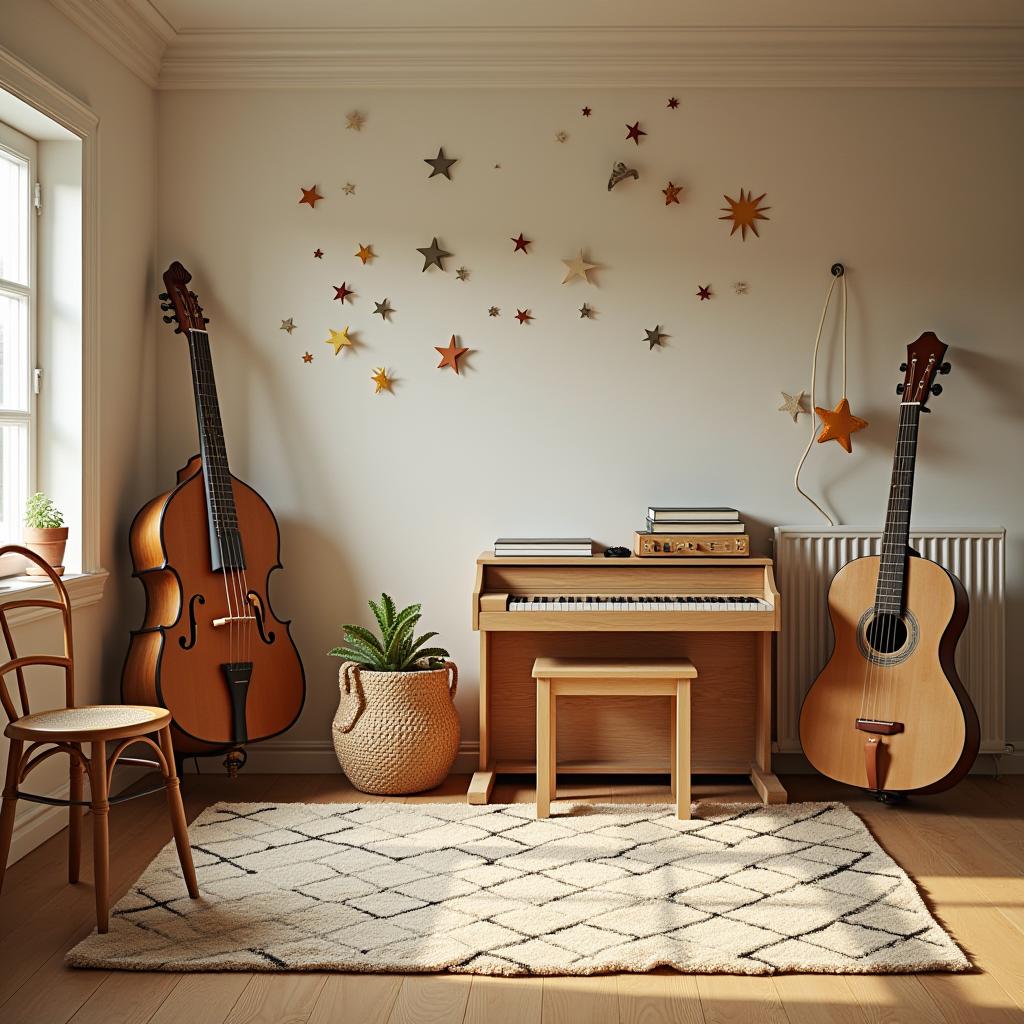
160, 303, 171, 311
158, 292, 169, 301
203, 317, 210, 324
896, 383, 905, 395
899, 362, 908, 372
162, 315, 176, 324
930, 383, 943, 396
938, 361, 951, 375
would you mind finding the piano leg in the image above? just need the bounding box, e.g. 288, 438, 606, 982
467, 770, 496, 805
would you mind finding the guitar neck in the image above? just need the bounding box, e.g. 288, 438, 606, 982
874, 401, 921, 615
187, 328, 245, 572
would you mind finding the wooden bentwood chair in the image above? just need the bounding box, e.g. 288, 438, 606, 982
0, 546, 198, 933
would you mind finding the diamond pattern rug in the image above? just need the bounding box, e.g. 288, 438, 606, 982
66, 800, 968, 975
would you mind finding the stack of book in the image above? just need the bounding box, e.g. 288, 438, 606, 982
645, 507, 744, 533
494, 538, 594, 557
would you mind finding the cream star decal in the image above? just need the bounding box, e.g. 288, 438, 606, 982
324, 327, 354, 355
342, 182, 356, 195
280, 318, 297, 334
561, 250, 598, 284
778, 390, 809, 422
346, 111, 366, 131
456, 266, 469, 281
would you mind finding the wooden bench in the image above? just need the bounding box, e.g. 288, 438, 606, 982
532, 656, 699, 820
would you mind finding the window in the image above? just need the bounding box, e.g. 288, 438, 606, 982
0, 120, 36, 547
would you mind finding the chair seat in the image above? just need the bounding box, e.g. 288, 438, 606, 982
5, 704, 171, 742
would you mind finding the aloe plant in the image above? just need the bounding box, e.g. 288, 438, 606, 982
328, 593, 450, 671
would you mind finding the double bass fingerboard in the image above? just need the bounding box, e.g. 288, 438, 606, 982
187, 328, 245, 572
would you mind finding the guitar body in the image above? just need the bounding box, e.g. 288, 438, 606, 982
123, 455, 305, 755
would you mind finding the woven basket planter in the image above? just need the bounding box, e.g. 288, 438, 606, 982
332, 661, 460, 795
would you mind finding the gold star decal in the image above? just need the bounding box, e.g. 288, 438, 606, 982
435, 336, 469, 374
815, 398, 868, 453
663, 182, 683, 206
371, 367, 393, 394
355, 243, 375, 264
778, 390, 808, 422
720, 188, 770, 240
562, 250, 598, 285
280, 317, 296, 334
346, 111, 365, 131
324, 327, 354, 355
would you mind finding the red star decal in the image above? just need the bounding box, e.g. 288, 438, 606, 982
333, 282, 354, 303
582, 106, 592, 117
313, 248, 324, 259
299, 185, 323, 208
667, 97, 680, 109
515, 309, 533, 325
625, 122, 646, 145
511, 233, 531, 253
697, 285, 712, 300
302, 352, 313, 363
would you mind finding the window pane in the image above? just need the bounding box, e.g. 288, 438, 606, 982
0, 148, 29, 286
0, 419, 28, 545
0, 290, 28, 411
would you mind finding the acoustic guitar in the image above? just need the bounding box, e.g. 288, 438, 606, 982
122, 262, 305, 773
799, 332, 979, 798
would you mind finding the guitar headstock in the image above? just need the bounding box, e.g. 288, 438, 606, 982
897, 331, 950, 409
159, 261, 209, 334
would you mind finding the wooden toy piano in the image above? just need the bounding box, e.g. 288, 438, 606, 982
469, 552, 784, 805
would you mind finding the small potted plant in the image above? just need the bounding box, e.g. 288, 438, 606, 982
24, 492, 68, 576
330, 594, 459, 795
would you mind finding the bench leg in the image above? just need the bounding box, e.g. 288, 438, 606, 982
549, 690, 557, 802
675, 681, 691, 820
536, 678, 552, 819
669, 695, 676, 798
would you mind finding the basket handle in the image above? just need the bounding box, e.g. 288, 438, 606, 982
445, 660, 458, 699
335, 662, 364, 733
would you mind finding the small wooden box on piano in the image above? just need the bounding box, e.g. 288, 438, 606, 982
470, 552, 784, 806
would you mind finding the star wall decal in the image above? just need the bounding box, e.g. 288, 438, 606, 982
488, 306, 500, 317
435, 336, 469, 374
511, 233, 531, 253
333, 282, 355, 303
720, 188, 771, 240
342, 182, 356, 195
561, 249, 598, 284
302, 352, 313, 363
299, 185, 323, 208
324, 327, 354, 355
371, 367, 393, 394
555, 130, 568, 143
280, 317, 296, 334
697, 285, 712, 300
582, 106, 592, 117
515, 309, 533, 325
778, 390, 809, 422
456, 266, 469, 281
815, 398, 868, 453
663, 182, 683, 205
734, 281, 749, 294
313, 248, 324, 259
373, 298, 394, 320
346, 111, 365, 131
608, 162, 639, 191
417, 237, 452, 272
424, 147, 457, 180
355, 243, 375, 264
579, 303, 595, 319
644, 325, 666, 350
625, 121, 646, 145
667, 97, 680, 109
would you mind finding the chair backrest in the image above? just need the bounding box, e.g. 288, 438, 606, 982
0, 545, 74, 724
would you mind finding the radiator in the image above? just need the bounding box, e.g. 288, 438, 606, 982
773, 527, 1006, 755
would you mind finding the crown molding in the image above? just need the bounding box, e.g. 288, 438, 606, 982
156, 25, 1024, 89
48, 0, 173, 89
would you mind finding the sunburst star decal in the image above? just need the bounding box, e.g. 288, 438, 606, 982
720, 189, 770, 240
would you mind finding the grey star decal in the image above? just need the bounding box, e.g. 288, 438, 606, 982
456, 266, 469, 281
579, 304, 595, 319
644, 325, 666, 350
280, 317, 296, 334
488, 306, 500, 317
416, 237, 452, 272
373, 298, 394, 320
424, 147, 457, 180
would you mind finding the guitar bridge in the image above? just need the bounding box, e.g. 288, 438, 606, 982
856, 718, 905, 735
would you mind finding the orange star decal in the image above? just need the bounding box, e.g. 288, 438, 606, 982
515, 309, 533, 325
663, 182, 683, 206
299, 185, 323, 208
355, 243, 375, 264
302, 352, 313, 363
435, 336, 469, 374
815, 398, 869, 453
720, 188, 770, 240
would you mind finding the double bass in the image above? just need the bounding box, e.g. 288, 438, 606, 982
122, 262, 305, 773
799, 332, 979, 798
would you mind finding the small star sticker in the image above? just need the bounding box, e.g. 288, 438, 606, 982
778, 390, 809, 422
346, 111, 365, 131
373, 298, 394, 320
625, 121, 646, 145
579, 303, 595, 319
342, 182, 356, 196
333, 282, 355, 303
582, 106, 592, 117
436, 336, 469, 374
644, 325, 666, 350
488, 306, 500, 317
299, 185, 323, 208
515, 309, 533, 325
734, 281, 749, 295
561, 249, 598, 284
417, 237, 452, 272
355, 243, 375, 264
667, 97, 680, 109
424, 147, 457, 180
456, 266, 469, 281
280, 317, 296, 334
815, 398, 869, 453
313, 248, 324, 259
555, 130, 568, 143
511, 233, 531, 253
324, 327, 353, 355
697, 285, 712, 300
371, 367, 393, 394
302, 352, 313, 363
663, 182, 683, 206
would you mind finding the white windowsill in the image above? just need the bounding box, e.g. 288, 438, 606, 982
0, 569, 109, 626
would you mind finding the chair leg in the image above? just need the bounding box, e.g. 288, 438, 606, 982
158, 727, 198, 898
0, 738, 24, 895
69, 744, 85, 884
88, 739, 110, 933
536, 678, 551, 819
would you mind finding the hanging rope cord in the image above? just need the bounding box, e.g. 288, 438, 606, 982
793, 271, 848, 526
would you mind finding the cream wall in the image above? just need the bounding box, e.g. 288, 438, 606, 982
156, 87, 1024, 760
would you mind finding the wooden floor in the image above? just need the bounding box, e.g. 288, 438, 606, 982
2, 771, 1024, 1024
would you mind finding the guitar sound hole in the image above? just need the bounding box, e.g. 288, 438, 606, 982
866, 613, 908, 654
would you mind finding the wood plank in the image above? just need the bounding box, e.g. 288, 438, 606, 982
464, 975, 542, 1024
618, 971, 704, 1024
772, 975, 867, 1024
68, 971, 180, 1024
388, 976, 472, 1024
844, 976, 945, 1024
147, 973, 253, 1024
696, 976, 790, 1024
542, 976, 619, 1024
223, 974, 327, 1024
918, 973, 1024, 1024
467, 771, 496, 805
308, 974, 402, 1024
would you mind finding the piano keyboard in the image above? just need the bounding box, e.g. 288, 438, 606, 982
506, 595, 772, 612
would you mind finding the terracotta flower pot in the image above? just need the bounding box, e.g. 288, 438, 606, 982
23, 526, 68, 576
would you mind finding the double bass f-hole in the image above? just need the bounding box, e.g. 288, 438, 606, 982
179, 593, 206, 649
246, 591, 276, 645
